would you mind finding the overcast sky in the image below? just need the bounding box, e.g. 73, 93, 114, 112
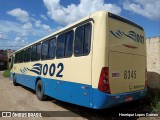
0, 0, 160, 50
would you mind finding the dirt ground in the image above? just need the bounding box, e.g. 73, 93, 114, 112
0, 71, 159, 120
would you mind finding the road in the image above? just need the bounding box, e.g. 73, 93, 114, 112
0, 71, 159, 120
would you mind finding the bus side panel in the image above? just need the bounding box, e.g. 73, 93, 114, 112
43, 78, 92, 107
90, 11, 109, 89
15, 73, 36, 90
11, 56, 93, 108
90, 12, 110, 108
10, 17, 95, 108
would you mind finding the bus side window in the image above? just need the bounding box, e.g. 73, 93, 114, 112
14, 53, 18, 63
74, 23, 92, 56
17, 52, 20, 63
19, 52, 21, 63
74, 26, 84, 56
84, 24, 92, 54
27, 47, 31, 62
22, 51, 24, 62
19, 51, 24, 63
41, 40, 49, 60
24, 49, 27, 62
56, 34, 65, 58
65, 31, 73, 57
36, 43, 41, 60
49, 38, 56, 59
31, 45, 37, 61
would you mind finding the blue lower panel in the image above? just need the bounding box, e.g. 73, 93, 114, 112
10, 73, 147, 109
11, 73, 92, 108
10, 72, 36, 89
92, 88, 147, 109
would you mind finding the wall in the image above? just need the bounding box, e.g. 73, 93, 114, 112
146, 36, 160, 88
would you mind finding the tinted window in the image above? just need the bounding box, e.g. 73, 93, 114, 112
74, 23, 92, 56
41, 40, 49, 60
17, 53, 20, 63
26, 47, 31, 62
49, 39, 56, 59
56, 34, 65, 58
37, 43, 41, 60
31, 45, 36, 61
22, 50, 24, 62
74, 26, 84, 56
19, 51, 24, 63
19, 52, 21, 63
84, 24, 91, 54
65, 31, 73, 57
24, 49, 27, 62
15, 53, 18, 63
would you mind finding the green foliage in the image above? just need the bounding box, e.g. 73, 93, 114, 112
156, 101, 160, 110
148, 88, 160, 111
3, 70, 10, 78
152, 93, 160, 109
141, 87, 160, 112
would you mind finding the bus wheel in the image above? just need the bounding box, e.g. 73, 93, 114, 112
36, 80, 47, 101
13, 75, 18, 86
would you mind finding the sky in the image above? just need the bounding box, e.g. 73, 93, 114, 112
0, 0, 160, 50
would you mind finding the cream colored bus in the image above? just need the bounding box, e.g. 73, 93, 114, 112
10, 11, 147, 109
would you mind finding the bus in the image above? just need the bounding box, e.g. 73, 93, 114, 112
10, 11, 147, 109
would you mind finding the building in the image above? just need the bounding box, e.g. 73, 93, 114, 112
0, 49, 14, 71
0, 50, 7, 71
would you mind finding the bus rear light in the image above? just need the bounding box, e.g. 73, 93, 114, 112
98, 67, 110, 93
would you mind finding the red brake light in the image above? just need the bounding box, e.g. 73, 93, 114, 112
98, 67, 110, 93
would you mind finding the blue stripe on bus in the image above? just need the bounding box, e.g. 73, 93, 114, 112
92, 88, 147, 109
10, 73, 147, 109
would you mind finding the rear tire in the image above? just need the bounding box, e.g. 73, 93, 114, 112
13, 75, 18, 86
36, 80, 47, 101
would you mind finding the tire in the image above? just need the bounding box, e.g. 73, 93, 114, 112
36, 80, 47, 101
13, 75, 18, 86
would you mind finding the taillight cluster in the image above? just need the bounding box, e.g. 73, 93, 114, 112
98, 67, 110, 93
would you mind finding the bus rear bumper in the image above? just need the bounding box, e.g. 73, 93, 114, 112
92, 88, 147, 109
